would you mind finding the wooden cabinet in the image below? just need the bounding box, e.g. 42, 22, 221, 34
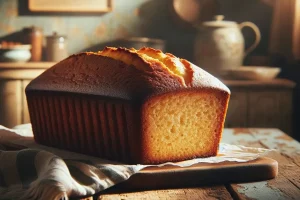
224, 79, 296, 136
0, 62, 55, 128
225, 91, 248, 127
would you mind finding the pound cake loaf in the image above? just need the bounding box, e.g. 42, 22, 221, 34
25, 47, 230, 164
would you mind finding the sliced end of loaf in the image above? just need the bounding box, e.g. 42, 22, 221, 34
142, 90, 229, 164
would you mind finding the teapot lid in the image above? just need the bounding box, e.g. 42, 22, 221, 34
202, 15, 237, 28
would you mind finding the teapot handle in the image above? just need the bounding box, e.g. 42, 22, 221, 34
239, 22, 261, 57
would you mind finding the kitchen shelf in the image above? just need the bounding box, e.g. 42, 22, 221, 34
0, 62, 56, 69
223, 79, 296, 89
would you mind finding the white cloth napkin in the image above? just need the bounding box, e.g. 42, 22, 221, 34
0, 124, 273, 200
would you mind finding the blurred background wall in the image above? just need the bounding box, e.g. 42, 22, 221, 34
0, 0, 274, 63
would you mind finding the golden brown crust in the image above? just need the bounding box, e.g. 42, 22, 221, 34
26, 47, 230, 101
138, 47, 193, 86
99, 47, 153, 71
100, 47, 186, 86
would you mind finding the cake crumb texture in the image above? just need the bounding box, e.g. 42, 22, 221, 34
143, 90, 227, 163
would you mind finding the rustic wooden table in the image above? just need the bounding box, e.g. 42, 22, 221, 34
79, 128, 300, 200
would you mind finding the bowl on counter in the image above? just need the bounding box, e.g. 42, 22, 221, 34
0, 44, 31, 62
226, 66, 281, 80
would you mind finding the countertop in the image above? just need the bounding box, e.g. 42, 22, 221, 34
0, 62, 56, 69
223, 79, 296, 89
83, 128, 300, 200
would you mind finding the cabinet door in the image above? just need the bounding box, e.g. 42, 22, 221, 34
278, 91, 293, 135
225, 91, 247, 128
0, 80, 22, 128
248, 91, 280, 128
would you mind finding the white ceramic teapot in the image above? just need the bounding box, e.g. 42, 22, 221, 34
194, 15, 261, 77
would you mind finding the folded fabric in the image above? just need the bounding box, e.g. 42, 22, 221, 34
0, 125, 144, 200
0, 148, 143, 200
0, 124, 273, 200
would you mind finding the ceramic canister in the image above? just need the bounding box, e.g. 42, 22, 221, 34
194, 15, 261, 77
46, 32, 68, 62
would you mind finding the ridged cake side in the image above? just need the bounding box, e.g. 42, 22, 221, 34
27, 92, 141, 163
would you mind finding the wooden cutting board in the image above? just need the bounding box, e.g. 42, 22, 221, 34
115, 157, 278, 190
1, 141, 278, 189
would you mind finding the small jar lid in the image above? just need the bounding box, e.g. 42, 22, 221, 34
47, 32, 67, 39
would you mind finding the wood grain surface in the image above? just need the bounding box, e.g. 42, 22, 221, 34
1, 127, 298, 200
113, 157, 277, 190
84, 128, 300, 200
